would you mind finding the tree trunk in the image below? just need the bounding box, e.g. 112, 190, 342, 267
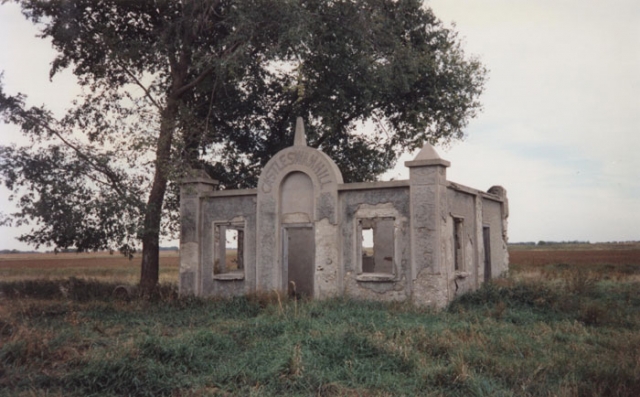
139, 97, 179, 294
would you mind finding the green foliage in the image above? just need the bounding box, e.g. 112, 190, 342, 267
0, 0, 486, 267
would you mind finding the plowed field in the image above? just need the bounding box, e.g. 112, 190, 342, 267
509, 243, 640, 281
0, 251, 179, 282
509, 247, 640, 267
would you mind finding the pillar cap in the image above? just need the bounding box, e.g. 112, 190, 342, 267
180, 168, 219, 186
404, 142, 451, 168
414, 143, 442, 160
405, 142, 450, 168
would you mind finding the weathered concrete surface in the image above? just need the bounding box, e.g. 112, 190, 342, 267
201, 195, 256, 297
314, 219, 341, 298
256, 118, 343, 296
179, 172, 218, 296
446, 187, 477, 298
483, 188, 509, 277
413, 269, 449, 309
180, 131, 509, 309
406, 144, 450, 306
339, 189, 411, 301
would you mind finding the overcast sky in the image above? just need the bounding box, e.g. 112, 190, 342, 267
0, 1, 639, 250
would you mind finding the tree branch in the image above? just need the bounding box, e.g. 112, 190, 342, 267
172, 40, 244, 99
18, 110, 132, 201
172, 65, 215, 99
113, 58, 163, 112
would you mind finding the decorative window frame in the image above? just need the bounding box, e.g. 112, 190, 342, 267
450, 213, 469, 279
354, 206, 403, 282
212, 218, 246, 281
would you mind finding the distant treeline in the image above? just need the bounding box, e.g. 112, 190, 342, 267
537, 241, 591, 246
509, 241, 591, 246
0, 249, 40, 254
0, 246, 180, 254
510, 241, 639, 246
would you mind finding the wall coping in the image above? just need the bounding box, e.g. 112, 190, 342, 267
202, 188, 257, 198
447, 182, 505, 202
404, 158, 451, 168
180, 177, 219, 186
338, 180, 410, 191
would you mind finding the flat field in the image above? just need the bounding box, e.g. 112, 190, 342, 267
0, 250, 180, 283
509, 242, 640, 281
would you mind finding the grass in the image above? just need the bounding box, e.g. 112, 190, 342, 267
1, 247, 639, 396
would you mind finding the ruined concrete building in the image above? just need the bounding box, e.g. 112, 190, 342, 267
179, 118, 508, 308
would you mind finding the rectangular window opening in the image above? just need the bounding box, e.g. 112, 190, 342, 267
359, 217, 395, 275
214, 223, 244, 275
483, 226, 491, 281
453, 217, 464, 271
225, 227, 244, 271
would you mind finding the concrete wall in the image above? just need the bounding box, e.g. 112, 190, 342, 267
446, 187, 478, 298
179, 176, 218, 296
200, 192, 257, 297
339, 185, 411, 302
179, 136, 509, 308
482, 196, 509, 277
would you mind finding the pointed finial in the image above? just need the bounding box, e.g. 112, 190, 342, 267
294, 117, 307, 146
413, 142, 441, 161
404, 141, 450, 168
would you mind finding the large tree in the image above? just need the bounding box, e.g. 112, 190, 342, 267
0, 0, 486, 293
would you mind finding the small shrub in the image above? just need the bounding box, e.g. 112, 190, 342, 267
0, 278, 125, 301
565, 270, 600, 295
578, 301, 609, 326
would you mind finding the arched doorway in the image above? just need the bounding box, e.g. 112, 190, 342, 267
280, 171, 315, 297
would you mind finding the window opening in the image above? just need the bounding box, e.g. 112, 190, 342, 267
359, 217, 394, 274
214, 223, 244, 275
453, 217, 464, 271
483, 226, 491, 281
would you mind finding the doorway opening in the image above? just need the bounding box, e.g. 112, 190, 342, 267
483, 226, 492, 281
283, 225, 315, 298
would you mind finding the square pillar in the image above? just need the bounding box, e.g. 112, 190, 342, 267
405, 155, 451, 308
179, 171, 218, 295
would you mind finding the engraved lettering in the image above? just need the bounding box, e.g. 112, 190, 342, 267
261, 148, 336, 194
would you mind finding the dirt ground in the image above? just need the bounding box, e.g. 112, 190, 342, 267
509, 246, 640, 267
0, 251, 180, 282
0, 251, 179, 267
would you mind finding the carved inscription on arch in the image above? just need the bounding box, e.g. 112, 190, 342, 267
261, 150, 334, 193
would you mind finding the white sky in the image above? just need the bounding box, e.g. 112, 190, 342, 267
1, 0, 639, 250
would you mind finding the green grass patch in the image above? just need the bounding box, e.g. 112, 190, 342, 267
1, 275, 639, 396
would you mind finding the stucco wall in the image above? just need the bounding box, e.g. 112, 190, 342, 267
446, 187, 478, 298
339, 186, 412, 302
482, 197, 508, 277
179, 138, 508, 307
201, 194, 257, 297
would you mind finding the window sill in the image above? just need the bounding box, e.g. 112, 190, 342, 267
356, 273, 396, 282
213, 271, 245, 281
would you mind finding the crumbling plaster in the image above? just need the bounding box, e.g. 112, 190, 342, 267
179, 118, 509, 308
340, 194, 411, 300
